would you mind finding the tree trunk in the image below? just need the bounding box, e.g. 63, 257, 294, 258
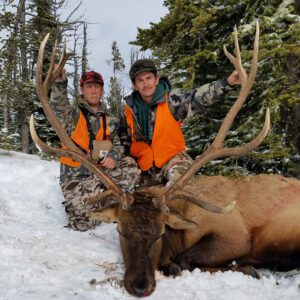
3, 92, 9, 132
73, 29, 79, 97
20, 0, 30, 153
293, 104, 300, 152
21, 118, 29, 153
82, 22, 88, 73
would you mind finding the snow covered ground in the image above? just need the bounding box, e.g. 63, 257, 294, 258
0, 150, 299, 300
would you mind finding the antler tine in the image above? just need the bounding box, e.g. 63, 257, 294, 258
233, 26, 247, 84
223, 31, 247, 84
162, 21, 270, 200
247, 21, 259, 90
219, 107, 270, 157
36, 33, 78, 153
43, 37, 72, 98
52, 38, 70, 81
153, 191, 235, 216
169, 191, 235, 214
43, 38, 57, 95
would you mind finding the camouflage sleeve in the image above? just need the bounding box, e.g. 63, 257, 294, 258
106, 116, 125, 162
117, 109, 132, 156
169, 78, 233, 121
49, 80, 73, 128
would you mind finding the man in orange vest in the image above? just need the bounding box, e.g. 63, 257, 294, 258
118, 59, 240, 186
50, 70, 141, 231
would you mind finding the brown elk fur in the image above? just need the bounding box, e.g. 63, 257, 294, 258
159, 173, 300, 269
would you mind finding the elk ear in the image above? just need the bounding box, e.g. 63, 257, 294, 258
165, 211, 198, 230
89, 208, 117, 223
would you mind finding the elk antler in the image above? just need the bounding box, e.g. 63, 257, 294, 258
152, 192, 236, 215
157, 22, 270, 213
30, 34, 133, 210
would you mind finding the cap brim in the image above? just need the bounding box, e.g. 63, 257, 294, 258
81, 79, 103, 85
132, 68, 157, 80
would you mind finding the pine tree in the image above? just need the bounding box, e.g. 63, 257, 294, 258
106, 41, 125, 118
0, 0, 87, 153
0, 2, 19, 150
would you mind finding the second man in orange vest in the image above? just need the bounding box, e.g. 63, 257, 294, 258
118, 59, 241, 186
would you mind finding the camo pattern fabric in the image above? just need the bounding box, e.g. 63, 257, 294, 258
118, 77, 232, 154
170, 78, 233, 120
60, 156, 141, 231
161, 151, 194, 186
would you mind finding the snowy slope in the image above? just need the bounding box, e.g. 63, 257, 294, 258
0, 150, 299, 300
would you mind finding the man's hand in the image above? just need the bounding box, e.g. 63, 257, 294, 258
100, 156, 116, 169
227, 70, 241, 86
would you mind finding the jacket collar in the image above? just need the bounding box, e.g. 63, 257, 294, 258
75, 95, 106, 115
124, 77, 170, 108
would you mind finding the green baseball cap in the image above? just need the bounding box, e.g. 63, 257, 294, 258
129, 59, 157, 81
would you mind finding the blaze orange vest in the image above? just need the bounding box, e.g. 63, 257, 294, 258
125, 97, 185, 171
60, 111, 110, 167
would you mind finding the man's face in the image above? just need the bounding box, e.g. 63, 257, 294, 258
133, 72, 159, 103
81, 82, 103, 108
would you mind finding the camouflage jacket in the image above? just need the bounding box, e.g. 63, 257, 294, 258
118, 77, 232, 155
49, 80, 124, 183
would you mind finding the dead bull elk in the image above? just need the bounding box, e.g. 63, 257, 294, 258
30, 22, 300, 298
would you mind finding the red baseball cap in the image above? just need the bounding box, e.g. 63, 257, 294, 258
80, 71, 104, 86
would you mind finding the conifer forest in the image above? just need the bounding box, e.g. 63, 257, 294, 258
0, 0, 300, 177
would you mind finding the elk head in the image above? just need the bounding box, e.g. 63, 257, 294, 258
87, 185, 233, 297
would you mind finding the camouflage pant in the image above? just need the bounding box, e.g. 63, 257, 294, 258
60, 156, 141, 231
142, 151, 194, 187
160, 151, 194, 186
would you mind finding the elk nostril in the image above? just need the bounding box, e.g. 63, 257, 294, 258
131, 279, 151, 297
